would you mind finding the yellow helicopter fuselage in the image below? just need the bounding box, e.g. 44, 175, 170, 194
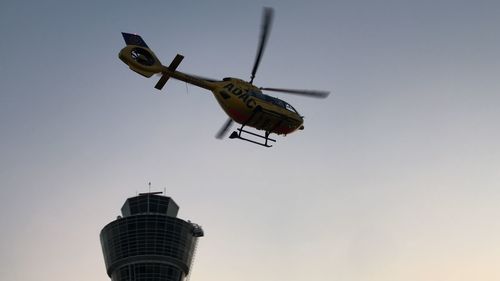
210, 78, 304, 135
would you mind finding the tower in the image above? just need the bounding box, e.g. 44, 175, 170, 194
100, 192, 204, 281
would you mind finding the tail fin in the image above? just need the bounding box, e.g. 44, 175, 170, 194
121, 33, 149, 48
119, 32, 163, 77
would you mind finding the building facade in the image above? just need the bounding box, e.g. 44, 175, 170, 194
100, 193, 204, 281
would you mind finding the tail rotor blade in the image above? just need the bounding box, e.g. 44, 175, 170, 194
250, 7, 274, 84
216, 118, 234, 139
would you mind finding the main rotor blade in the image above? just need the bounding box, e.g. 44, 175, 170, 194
260, 87, 330, 98
250, 7, 274, 84
215, 118, 234, 139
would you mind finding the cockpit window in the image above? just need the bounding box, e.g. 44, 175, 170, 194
249, 91, 299, 114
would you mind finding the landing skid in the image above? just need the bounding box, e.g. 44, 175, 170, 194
227, 106, 283, 148
229, 128, 276, 147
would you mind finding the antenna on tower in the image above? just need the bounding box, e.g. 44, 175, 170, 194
148, 181, 151, 213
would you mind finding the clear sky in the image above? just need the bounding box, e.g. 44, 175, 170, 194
1, 0, 499, 280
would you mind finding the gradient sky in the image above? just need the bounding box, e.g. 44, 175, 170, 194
1, 0, 500, 280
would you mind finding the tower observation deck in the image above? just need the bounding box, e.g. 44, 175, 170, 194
100, 192, 204, 281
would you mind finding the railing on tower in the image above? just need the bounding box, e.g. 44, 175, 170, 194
186, 223, 204, 281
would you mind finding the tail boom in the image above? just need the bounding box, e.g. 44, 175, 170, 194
119, 32, 215, 91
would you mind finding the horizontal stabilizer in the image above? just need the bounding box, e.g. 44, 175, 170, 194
155, 54, 184, 90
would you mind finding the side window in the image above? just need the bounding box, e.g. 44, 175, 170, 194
285, 103, 298, 113
250, 91, 265, 100
274, 99, 285, 108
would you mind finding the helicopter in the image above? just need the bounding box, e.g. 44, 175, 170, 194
118, 7, 329, 147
